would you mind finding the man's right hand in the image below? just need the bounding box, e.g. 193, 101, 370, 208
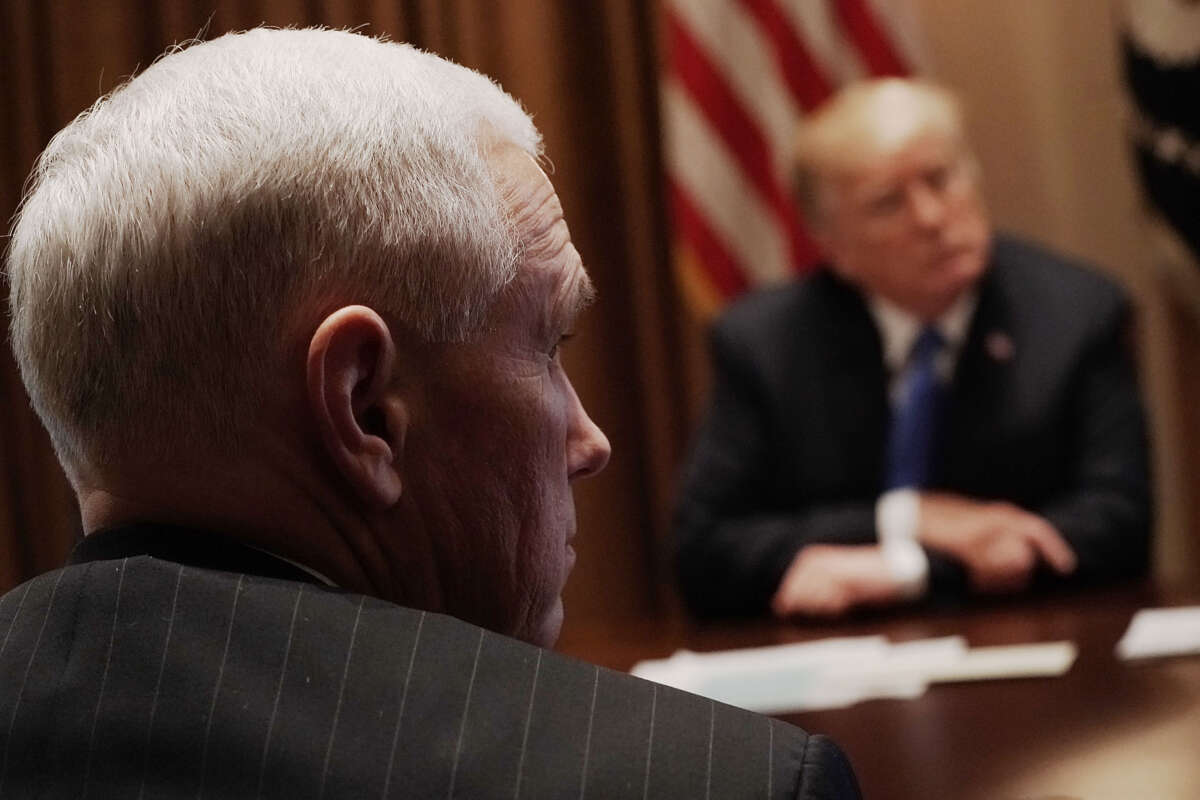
770, 544, 912, 618
916, 493, 1077, 594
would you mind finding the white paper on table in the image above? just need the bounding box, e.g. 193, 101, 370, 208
630, 635, 920, 714
921, 641, 1077, 682
630, 635, 1076, 715
1116, 606, 1200, 660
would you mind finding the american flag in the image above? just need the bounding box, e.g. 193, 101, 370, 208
663, 0, 923, 315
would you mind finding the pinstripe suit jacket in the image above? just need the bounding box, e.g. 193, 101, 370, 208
0, 527, 860, 799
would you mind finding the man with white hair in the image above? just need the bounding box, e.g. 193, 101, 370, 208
1, 28, 859, 798
676, 78, 1152, 618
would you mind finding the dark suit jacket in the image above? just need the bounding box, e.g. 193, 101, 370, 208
676, 236, 1153, 617
0, 525, 860, 798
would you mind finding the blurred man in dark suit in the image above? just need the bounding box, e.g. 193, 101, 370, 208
676, 78, 1152, 619
1, 28, 859, 798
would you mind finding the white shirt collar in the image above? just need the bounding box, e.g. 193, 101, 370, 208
867, 290, 979, 375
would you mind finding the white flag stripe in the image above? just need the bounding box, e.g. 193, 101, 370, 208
670, 0, 801, 173
863, 0, 926, 72
664, 83, 792, 285
782, 0, 868, 85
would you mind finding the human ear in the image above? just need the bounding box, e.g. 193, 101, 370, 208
306, 305, 407, 508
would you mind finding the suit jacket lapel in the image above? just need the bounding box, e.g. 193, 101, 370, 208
940, 264, 1017, 488
815, 272, 889, 489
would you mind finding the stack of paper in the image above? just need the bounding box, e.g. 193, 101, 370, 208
630, 635, 1076, 714
1116, 606, 1200, 660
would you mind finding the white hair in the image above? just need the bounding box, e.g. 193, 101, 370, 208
7, 28, 542, 476
792, 77, 968, 223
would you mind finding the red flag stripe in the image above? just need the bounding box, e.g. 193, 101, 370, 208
834, 0, 908, 76
736, 0, 835, 113
667, 11, 807, 273
664, 0, 917, 303
669, 180, 750, 298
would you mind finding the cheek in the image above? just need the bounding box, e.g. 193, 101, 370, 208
851, 235, 920, 285
519, 374, 575, 538
949, 191, 990, 234
513, 375, 576, 601
429, 369, 577, 638
847, 222, 909, 259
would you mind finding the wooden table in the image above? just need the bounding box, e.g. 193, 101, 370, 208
557, 582, 1200, 799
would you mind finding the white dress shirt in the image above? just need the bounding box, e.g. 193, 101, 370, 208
867, 291, 979, 597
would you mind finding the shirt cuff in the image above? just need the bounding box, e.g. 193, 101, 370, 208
875, 489, 929, 598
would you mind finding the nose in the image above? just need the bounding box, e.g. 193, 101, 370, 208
567, 389, 611, 482
907, 182, 947, 229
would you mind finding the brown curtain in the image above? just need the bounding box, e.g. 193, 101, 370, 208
0, 0, 696, 627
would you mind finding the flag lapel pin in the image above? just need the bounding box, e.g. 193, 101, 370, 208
985, 330, 1015, 362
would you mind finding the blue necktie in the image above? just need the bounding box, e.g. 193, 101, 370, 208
884, 326, 946, 490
